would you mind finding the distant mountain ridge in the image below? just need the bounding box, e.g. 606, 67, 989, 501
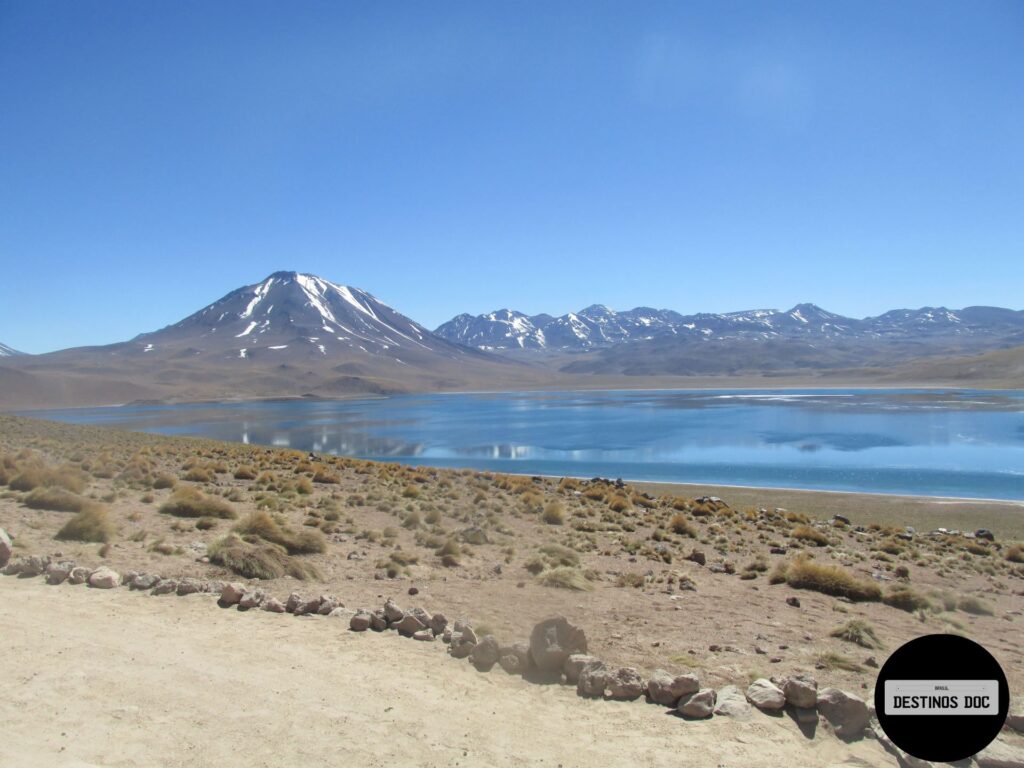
434, 303, 1024, 353
0, 342, 22, 357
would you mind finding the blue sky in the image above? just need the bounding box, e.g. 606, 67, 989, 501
2, 1, 1022, 353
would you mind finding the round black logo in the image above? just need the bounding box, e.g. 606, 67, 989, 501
874, 634, 1009, 762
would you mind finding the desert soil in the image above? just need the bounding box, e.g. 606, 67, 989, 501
0, 576, 896, 768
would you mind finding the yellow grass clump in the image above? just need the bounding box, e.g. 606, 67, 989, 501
159, 487, 237, 519
782, 558, 881, 602
55, 505, 115, 543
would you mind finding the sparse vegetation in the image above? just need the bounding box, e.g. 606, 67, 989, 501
55, 505, 114, 543
830, 619, 881, 649
159, 487, 237, 519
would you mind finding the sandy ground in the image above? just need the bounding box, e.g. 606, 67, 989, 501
1, 577, 897, 768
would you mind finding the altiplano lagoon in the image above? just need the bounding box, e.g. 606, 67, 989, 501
27, 388, 1024, 500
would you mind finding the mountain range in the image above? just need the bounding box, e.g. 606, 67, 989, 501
1, 271, 1021, 408
0, 342, 22, 357
434, 303, 1024, 353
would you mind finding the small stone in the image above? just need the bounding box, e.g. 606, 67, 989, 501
0, 528, 12, 567
19, 555, 49, 577
45, 561, 75, 585
529, 616, 587, 676
88, 567, 120, 589
285, 593, 303, 613
563, 654, 599, 685
130, 573, 160, 591
786, 596, 801, 608
678, 688, 716, 719
606, 667, 645, 701
794, 706, 819, 725
865, 656, 879, 669
383, 598, 404, 624
408, 587, 419, 596
239, 590, 265, 609
647, 669, 700, 707
326, 607, 349, 619
746, 679, 786, 711
714, 685, 753, 719
317, 596, 340, 615
817, 687, 869, 738
262, 597, 286, 613
469, 635, 501, 671
412, 629, 434, 642
497, 643, 530, 676
577, 661, 608, 698
783, 675, 818, 709
350, 611, 372, 631
687, 550, 706, 566
395, 613, 427, 636
293, 597, 322, 616
1007, 703, 1024, 734
976, 738, 1024, 768
369, 609, 388, 632
220, 582, 246, 606
176, 577, 206, 596
428, 612, 448, 636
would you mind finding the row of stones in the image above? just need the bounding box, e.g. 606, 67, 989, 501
345, 594, 873, 739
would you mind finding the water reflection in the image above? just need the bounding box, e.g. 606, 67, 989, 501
24, 388, 1024, 500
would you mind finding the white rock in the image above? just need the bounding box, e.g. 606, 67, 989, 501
678, 688, 716, 719
647, 669, 700, 706
746, 678, 786, 711
88, 567, 120, 589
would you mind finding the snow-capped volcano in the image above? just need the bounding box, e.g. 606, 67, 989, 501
0, 342, 22, 356
133, 271, 475, 364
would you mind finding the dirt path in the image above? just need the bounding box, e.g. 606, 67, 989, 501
0, 577, 896, 768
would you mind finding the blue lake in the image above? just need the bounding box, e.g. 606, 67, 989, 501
24, 389, 1024, 500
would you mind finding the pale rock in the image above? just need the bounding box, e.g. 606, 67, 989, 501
577, 661, 608, 698
817, 687, 869, 738
783, 675, 818, 709
0, 528, 12, 567
88, 567, 120, 589
606, 667, 645, 701
564, 654, 600, 685
395, 613, 427, 636
285, 593, 303, 613
714, 685, 753, 719
262, 597, 286, 613
647, 669, 700, 706
148, 577, 176, 594
239, 590, 265, 610
68, 566, 91, 585
976, 738, 1024, 768
413, 629, 434, 642
45, 561, 75, 585
383, 598, 404, 624
220, 582, 247, 606
678, 688, 716, 719
429, 612, 448, 636
746, 678, 786, 711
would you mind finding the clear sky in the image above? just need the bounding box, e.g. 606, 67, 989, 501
2, 1, 1022, 353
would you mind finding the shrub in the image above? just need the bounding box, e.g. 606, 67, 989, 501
55, 506, 114, 543
791, 524, 829, 546
195, 517, 218, 530
152, 473, 177, 489
183, 466, 213, 483
541, 501, 565, 525
830, 619, 882, 649
537, 566, 592, 591
883, 587, 932, 613
1006, 545, 1024, 564
616, 572, 645, 588
159, 487, 237, 519
668, 513, 696, 537
295, 476, 314, 495
23, 487, 93, 513
402, 484, 420, 499
10, 464, 87, 493
207, 534, 319, 580
958, 595, 994, 616
233, 465, 257, 480
312, 468, 339, 484
234, 510, 325, 554
784, 558, 881, 602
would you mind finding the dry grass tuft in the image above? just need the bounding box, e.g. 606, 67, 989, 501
536, 566, 592, 591
55, 505, 115, 543
159, 487, 237, 519
830, 619, 882, 649
234, 510, 326, 554
783, 558, 881, 602
208, 534, 319, 580
23, 487, 94, 513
